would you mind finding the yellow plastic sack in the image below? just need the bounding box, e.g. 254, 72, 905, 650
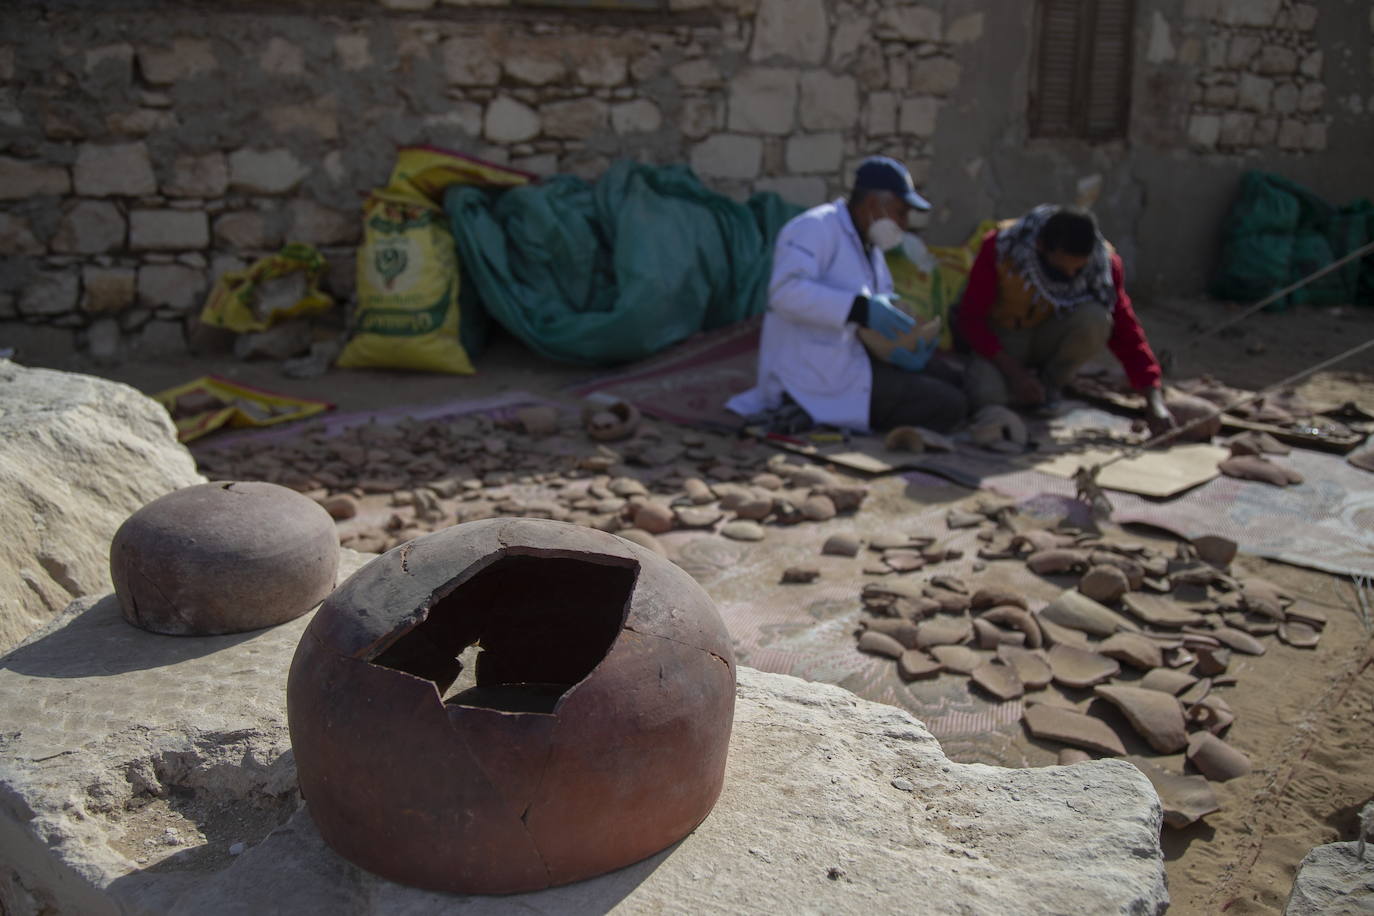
199, 243, 334, 333
863, 220, 997, 363
336, 146, 532, 375
154, 375, 333, 443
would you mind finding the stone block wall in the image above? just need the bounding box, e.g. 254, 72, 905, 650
0, 0, 1368, 363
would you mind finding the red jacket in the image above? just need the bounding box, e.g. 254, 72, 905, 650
957, 232, 1162, 391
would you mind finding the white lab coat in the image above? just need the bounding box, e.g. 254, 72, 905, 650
726, 199, 892, 432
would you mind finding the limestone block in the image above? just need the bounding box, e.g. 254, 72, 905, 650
81, 267, 136, 314
690, 134, 763, 180
855, 48, 889, 91
1272, 82, 1299, 115
865, 92, 899, 136
630, 51, 665, 82
71, 143, 150, 198
1204, 85, 1238, 106
105, 108, 178, 137
680, 96, 723, 139
133, 318, 187, 356
0, 46, 15, 81
1227, 35, 1261, 68
441, 36, 501, 86
0, 157, 70, 200
137, 38, 216, 85
1218, 0, 1281, 27
728, 68, 798, 135
0, 293, 16, 319
672, 58, 722, 89
18, 272, 79, 317
1146, 11, 1175, 63
899, 96, 940, 137
537, 97, 605, 140
1187, 113, 1221, 149
1285, 3, 1317, 31
0, 615, 1170, 915
829, 18, 870, 69
946, 13, 984, 44
335, 34, 371, 71
381, 0, 437, 8
1284, 837, 1374, 914
1302, 121, 1327, 151
506, 53, 567, 86
266, 104, 339, 140
0, 213, 43, 255
1252, 117, 1278, 146
1299, 50, 1322, 79
52, 201, 125, 254
0, 363, 201, 651
137, 264, 206, 311
485, 96, 542, 143
754, 175, 828, 207
261, 37, 305, 76
610, 99, 662, 134
423, 102, 484, 137
214, 211, 278, 249
1204, 35, 1228, 68
889, 59, 908, 91
1298, 82, 1324, 112
510, 153, 557, 176
750, 0, 828, 64
130, 210, 209, 251
785, 132, 843, 174
910, 57, 960, 96
86, 316, 122, 364
876, 6, 942, 42
164, 152, 229, 199
85, 43, 134, 80
1257, 45, 1297, 75
288, 199, 359, 246
799, 72, 858, 130
1238, 73, 1273, 112
576, 53, 628, 88
1220, 111, 1256, 146
1276, 117, 1304, 150
229, 149, 309, 194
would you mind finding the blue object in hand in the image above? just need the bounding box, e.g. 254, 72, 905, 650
865, 294, 915, 341
890, 338, 937, 372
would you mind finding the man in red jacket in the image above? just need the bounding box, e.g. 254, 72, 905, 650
956, 205, 1176, 434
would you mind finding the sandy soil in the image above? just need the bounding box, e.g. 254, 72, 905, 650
7, 294, 1374, 912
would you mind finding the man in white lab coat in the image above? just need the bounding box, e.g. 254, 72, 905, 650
726, 157, 967, 433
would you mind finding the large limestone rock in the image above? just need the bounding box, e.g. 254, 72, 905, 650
0, 564, 1169, 916
0, 361, 202, 653
1284, 825, 1374, 914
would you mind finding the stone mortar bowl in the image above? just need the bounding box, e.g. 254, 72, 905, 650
110, 481, 339, 636
287, 517, 737, 895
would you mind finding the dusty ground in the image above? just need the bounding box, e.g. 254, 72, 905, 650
7, 294, 1374, 913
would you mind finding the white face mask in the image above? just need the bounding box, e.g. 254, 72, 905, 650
901, 232, 938, 273
867, 217, 906, 252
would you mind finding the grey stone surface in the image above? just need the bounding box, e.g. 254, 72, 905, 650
213, 211, 278, 250
441, 36, 501, 86
137, 264, 206, 311
287, 200, 357, 246
52, 201, 126, 254
18, 272, 79, 317
164, 153, 230, 199
0, 213, 43, 255
690, 134, 763, 180
85, 316, 122, 363
133, 318, 187, 357
81, 267, 137, 314
484, 97, 541, 144
785, 132, 844, 174
1284, 837, 1374, 914
750, 0, 828, 64
0, 583, 1168, 915
0, 361, 202, 654
74, 143, 157, 198
0, 157, 71, 200
798, 71, 859, 130
728, 68, 798, 135
538, 98, 607, 140
137, 39, 217, 84
130, 210, 210, 251
228, 149, 309, 195
610, 99, 662, 134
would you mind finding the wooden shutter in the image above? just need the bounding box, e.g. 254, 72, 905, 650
1031, 0, 1134, 141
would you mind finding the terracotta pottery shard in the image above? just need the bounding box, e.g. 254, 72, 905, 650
319, 493, 360, 520
1187, 694, 1235, 735
800, 494, 838, 522
1179, 677, 1213, 706
1098, 632, 1164, 670
883, 550, 927, 573
857, 630, 906, 659
863, 563, 894, 576
781, 566, 821, 585
720, 520, 765, 542
1013, 529, 1076, 555
1161, 392, 1223, 442
1194, 646, 1231, 675
1026, 549, 1090, 575
930, 644, 985, 675
750, 472, 784, 491
674, 506, 723, 529
1219, 455, 1303, 486
923, 587, 971, 614
1034, 615, 1092, 650
609, 477, 649, 498
1079, 565, 1130, 604
973, 617, 1024, 649
1202, 626, 1267, 655
971, 586, 1027, 610
812, 483, 869, 513
861, 617, 921, 649
1165, 647, 1197, 669
1186, 732, 1252, 781
863, 579, 926, 605
1023, 689, 1078, 710
1284, 604, 1326, 628
1191, 535, 1238, 569
897, 649, 943, 681
734, 494, 775, 521
946, 509, 985, 529
1047, 644, 1121, 688
1023, 704, 1126, 756
971, 660, 1025, 700
1122, 594, 1205, 629
822, 532, 862, 557
883, 426, 926, 453
1138, 668, 1199, 696
583, 399, 640, 441
1226, 430, 1290, 456
1093, 685, 1188, 753
1239, 578, 1289, 620
928, 574, 968, 594
1278, 620, 1321, 648
683, 478, 715, 505
979, 605, 1043, 649
1350, 449, 1374, 473
633, 501, 676, 535
869, 532, 917, 551
515, 405, 560, 437
1041, 590, 1138, 637
1087, 553, 1146, 590
996, 645, 1053, 689
915, 616, 974, 649
1125, 756, 1221, 830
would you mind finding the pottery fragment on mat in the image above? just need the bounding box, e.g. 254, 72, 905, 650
1023, 704, 1126, 756
1047, 644, 1121, 688
1094, 685, 1188, 753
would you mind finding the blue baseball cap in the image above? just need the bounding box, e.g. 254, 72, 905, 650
853, 156, 931, 211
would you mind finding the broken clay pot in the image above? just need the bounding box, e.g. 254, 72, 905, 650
1125, 756, 1220, 830
1023, 704, 1126, 756
1093, 685, 1188, 754
1186, 732, 1252, 782
287, 518, 736, 895
111, 481, 339, 636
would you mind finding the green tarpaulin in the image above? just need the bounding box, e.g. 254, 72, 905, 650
446, 160, 802, 365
